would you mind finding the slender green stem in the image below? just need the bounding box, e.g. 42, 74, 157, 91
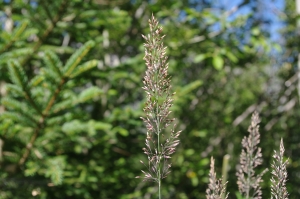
158, 134, 161, 198
157, 96, 161, 199
153, 42, 162, 199
158, 178, 161, 199
221, 154, 230, 199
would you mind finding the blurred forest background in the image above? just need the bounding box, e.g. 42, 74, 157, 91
0, 0, 299, 198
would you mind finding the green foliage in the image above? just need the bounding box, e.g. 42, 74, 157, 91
7, 61, 28, 88
64, 41, 95, 77
0, 20, 29, 54
212, 56, 224, 70
0, 0, 299, 199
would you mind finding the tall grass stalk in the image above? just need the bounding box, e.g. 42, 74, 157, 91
136, 15, 181, 199
206, 157, 229, 199
221, 154, 230, 199
271, 138, 289, 199
236, 111, 267, 199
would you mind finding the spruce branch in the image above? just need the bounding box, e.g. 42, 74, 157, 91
4, 0, 69, 117
0, 20, 29, 54
44, 51, 64, 78
7, 60, 42, 115
271, 138, 289, 199
18, 41, 95, 166
19, 77, 66, 165
63, 41, 95, 77
236, 111, 267, 199
20, 0, 69, 66
136, 14, 181, 198
40, 1, 54, 25
1, 98, 38, 126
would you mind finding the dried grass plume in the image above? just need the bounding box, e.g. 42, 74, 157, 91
206, 157, 229, 199
271, 138, 289, 199
136, 14, 181, 197
236, 111, 267, 199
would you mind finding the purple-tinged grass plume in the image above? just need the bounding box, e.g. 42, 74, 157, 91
206, 157, 229, 199
236, 111, 267, 199
271, 138, 289, 199
136, 14, 181, 198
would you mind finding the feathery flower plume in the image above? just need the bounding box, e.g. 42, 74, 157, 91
206, 157, 229, 199
136, 14, 181, 198
236, 111, 267, 199
271, 138, 289, 199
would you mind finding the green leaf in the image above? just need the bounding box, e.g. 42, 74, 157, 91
235, 192, 246, 199
87, 120, 112, 136
40, 45, 74, 54
191, 130, 207, 138
25, 161, 40, 176
29, 75, 44, 88
7, 60, 28, 88
113, 126, 129, 137
62, 120, 85, 135
47, 115, 67, 126
40, 68, 60, 84
70, 60, 98, 78
0, 112, 35, 127
184, 149, 195, 156
76, 86, 103, 103
1, 97, 38, 122
5, 84, 25, 97
43, 50, 63, 78
79, 10, 98, 18
62, 120, 112, 137
20, 28, 39, 39
212, 56, 224, 70
194, 54, 206, 63
12, 20, 29, 40
0, 30, 11, 41
92, 121, 112, 130
0, 20, 29, 53
0, 119, 13, 133
0, 48, 34, 62
63, 41, 95, 77
51, 98, 74, 114
45, 156, 66, 185
2, 97, 23, 110
251, 27, 260, 36
199, 158, 210, 166
225, 51, 238, 63
177, 80, 203, 96
78, 168, 87, 182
